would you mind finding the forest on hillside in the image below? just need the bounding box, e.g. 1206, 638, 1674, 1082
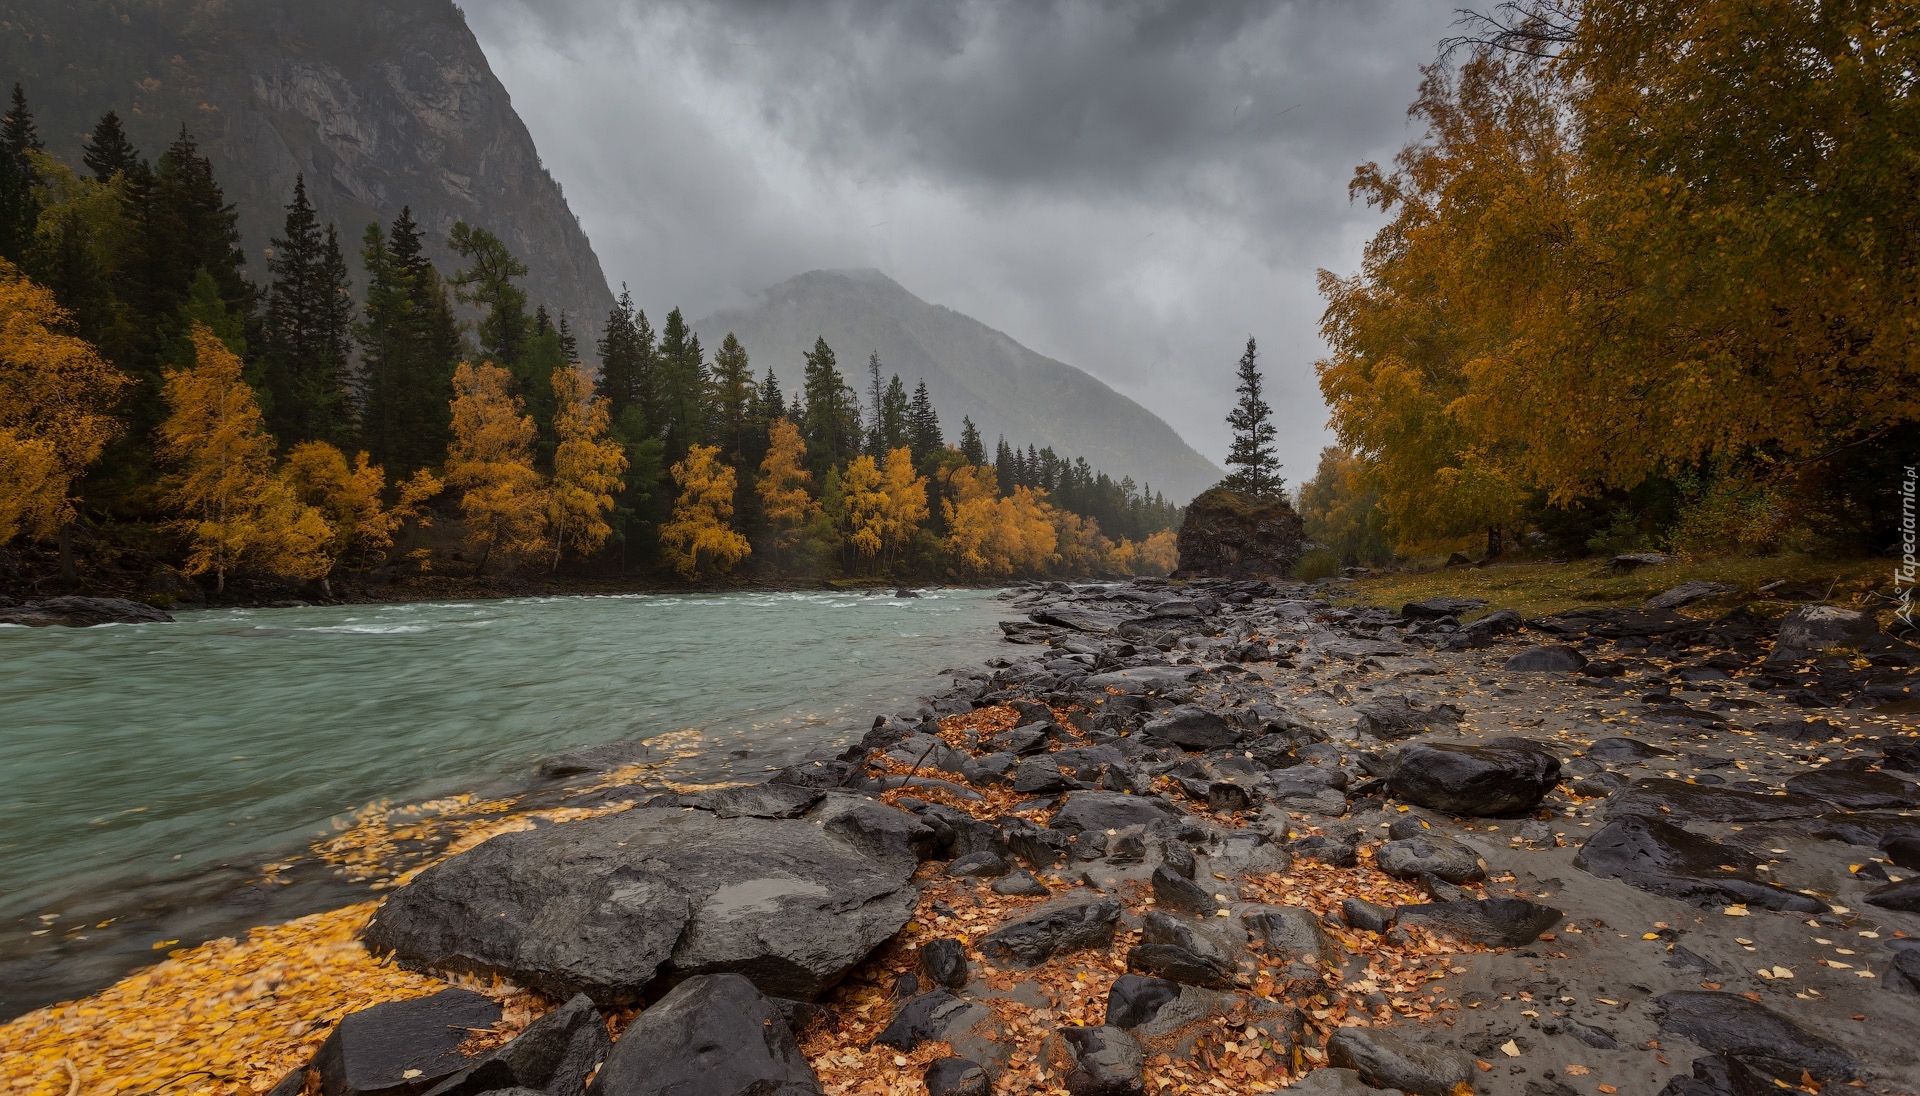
0, 88, 1182, 597
1296, 0, 1916, 569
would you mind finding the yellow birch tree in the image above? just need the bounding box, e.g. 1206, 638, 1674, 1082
548, 362, 627, 566
877, 446, 929, 568
283, 442, 442, 570
841, 453, 887, 569
660, 443, 750, 579
159, 325, 333, 592
446, 361, 548, 577
756, 418, 816, 566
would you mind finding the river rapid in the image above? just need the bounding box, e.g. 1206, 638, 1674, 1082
0, 588, 1010, 1015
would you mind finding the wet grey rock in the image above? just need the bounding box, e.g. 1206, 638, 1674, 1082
1386, 739, 1561, 817
1586, 736, 1673, 763
1150, 864, 1221, 914
1865, 878, 1920, 913
424, 994, 607, 1096
1241, 905, 1328, 961
1575, 816, 1822, 912
1606, 778, 1820, 823
1042, 1025, 1144, 1096
1784, 769, 1920, 810
589, 974, 821, 1096
918, 938, 969, 989
1653, 990, 1856, 1081
948, 851, 1011, 878
1654, 1054, 1778, 1096
1887, 947, 1920, 994
985, 727, 1052, 756
0, 596, 174, 628
1013, 757, 1076, 795
1288, 1068, 1403, 1095
979, 899, 1122, 967
314, 989, 499, 1096
364, 807, 919, 1005
1505, 645, 1589, 672
874, 989, 991, 1052
1647, 582, 1735, 611
1394, 898, 1561, 947
1402, 596, 1487, 620
1083, 666, 1204, 694
1609, 551, 1677, 572
962, 752, 1019, 785
1289, 834, 1359, 868
992, 869, 1051, 897
538, 742, 654, 779
1104, 975, 1182, 1029
1144, 705, 1240, 750
1341, 898, 1396, 933
1352, 695, 1463, 740
923, 1058, 991, 1096
703, 783, 824, 820
867, 774, 984, 801
1208, 830, 1292, 875
1207, 781, 1252, 812
1375, 835, 1487, 884
1325, 1026, 1471, 1096
1777, 604, 1881, 652
1127, 911, 1234, 988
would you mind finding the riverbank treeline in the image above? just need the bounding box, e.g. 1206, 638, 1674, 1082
1300, 0, 1916, 567
0, 85, 1179, 596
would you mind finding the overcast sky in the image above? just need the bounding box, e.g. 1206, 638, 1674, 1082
460, 0, 1461, 488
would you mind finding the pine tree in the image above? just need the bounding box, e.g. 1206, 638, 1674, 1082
1221, 335, 1282, 498
522, 306, 567, 467
959, 416, 986, 466
83, 110, 139, 182
557, 311, 578, 363
357, 208, 461, 474
879, 374, 910, 454
656, 308, 706, 461
708, 332, 752, 465
800, 336, 861, 475
865, 352, 886, 454
994, 436, 1014, 494
0, 84, 43, 267
448, 221, 532, 376
759, 368, 788, 422
595, 285, 650, 422
908, 380, 942, 467
263, 176, 355, 447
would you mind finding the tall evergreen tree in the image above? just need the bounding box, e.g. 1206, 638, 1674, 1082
758, 368, 788, 422
656, 308, 707, 461
877, 373, 910, 455
708, 332, 753, 465
557, 311, 578, 363
959, 416, 985, 466
83, 110, 139, 182
908, 380, 942, 467
994, 436, 1015, 494
1221, 335, 1282, 498
448, 221, 532, 375
595, 286, 649, 422
865, 352, 886, 453
0, 83, 43, 266
357, 208, 463, 474
800, 336, 861, 476
262, 176, 354, 446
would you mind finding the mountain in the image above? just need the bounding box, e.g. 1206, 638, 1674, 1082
696, 270, 1223, 503
0, 0, 615, 328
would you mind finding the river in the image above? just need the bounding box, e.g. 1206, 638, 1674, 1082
0, 588, 1011, 1015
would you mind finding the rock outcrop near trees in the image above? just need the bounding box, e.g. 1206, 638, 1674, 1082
1171, 487, 1305, 579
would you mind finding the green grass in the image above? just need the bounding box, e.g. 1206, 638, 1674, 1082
1332, 554, 1894, 621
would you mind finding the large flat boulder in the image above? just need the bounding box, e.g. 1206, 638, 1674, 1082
1573, 816, 1822, 912
0, 596, 174, 627
1386, 739, 1560, 816
588, 974, 822, 1096
364, 807, 920, 1006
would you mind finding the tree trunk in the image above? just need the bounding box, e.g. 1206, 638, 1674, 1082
58, 523, 75, 585
216, 567, 226, 596
1485, 525, 1504, 561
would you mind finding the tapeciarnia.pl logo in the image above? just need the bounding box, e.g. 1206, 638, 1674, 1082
1899, 464, 1917, 628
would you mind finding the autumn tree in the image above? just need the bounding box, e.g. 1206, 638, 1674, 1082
159, 324, 333, 593
548, 361, 628, 565
660, 444, 750, 579
282, 441, 441, 571
841, 453, 887, 569
940, 465, 1058, 579
0, 262, 129, 556
878, 446, 929, 567
446, 361, 548, 577
757, 417, 816, 567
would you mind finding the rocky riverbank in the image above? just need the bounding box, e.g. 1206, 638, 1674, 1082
7, 576, 1919, 1096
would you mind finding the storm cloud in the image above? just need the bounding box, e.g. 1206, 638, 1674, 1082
460, 0, 1461, 492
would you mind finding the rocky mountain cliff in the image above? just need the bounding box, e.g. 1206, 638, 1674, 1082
697, 269, 1223, 503
0, 0, 615, 331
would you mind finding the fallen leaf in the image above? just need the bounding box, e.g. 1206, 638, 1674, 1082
1598, 1086, 1618, 1094
1499, 1040, 1521, 1058
1565, 1064, 1591, 1076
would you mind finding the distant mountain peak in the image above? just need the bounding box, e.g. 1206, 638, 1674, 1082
697, 271, 1222, 502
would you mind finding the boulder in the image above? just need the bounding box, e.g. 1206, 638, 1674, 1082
1143, 705, 1239, 750
1652, 990, 1856, 1081
313, 989, 500, 1096
701, 783, 824, 820
1401, 596, 1488, 620
1864, 878, 1920, 913
1574, 817, 1823, 912
874, 990, 992, 1052
1375, 835, 1487, 884
1012, 757, 1075, 795
1289, 834, 1358, 868
1386, 740, 1561, 816
947, 851, 1011, 878
1325, 1027, 1471, 1096
991, 870, 1051, 897
1126, 912, 1234, 989
1783, 769, 1920, 810
1240, 905, 1328, 961
1655, 1054, 1781, 1096
424, 994, 607, 1096
1049, 791, 1183, 836
1605, 779, 1820, 824
0, 596, 175, 628
1585, 736, 1672, 763
1394, 899, 1560, 947
1609, 552, 1677, 572
979, 899, 1122, 967
1505, 646, 1589, 672
1647, 582, 1735, 611
1170, 487, 1304, 580
1104, 975, 1184, 1029
923, 1059, 991, 1096
1082, 666, 1205, 694
1777, 604, 1881, 652
1287, 1068, 1403, 1095
1339, 898, 1395, 933
1041, 1026, 1145, 1096
364, 807, 919, 1006
1149, 864, 1222, 915
1351, 696, 1464, 741
588, 974, 821, 1096
918, 938, 969, 989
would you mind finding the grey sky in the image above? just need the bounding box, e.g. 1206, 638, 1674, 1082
460, 0, 1460, 491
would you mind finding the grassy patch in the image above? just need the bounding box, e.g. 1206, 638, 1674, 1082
1333, 554, 1893, 621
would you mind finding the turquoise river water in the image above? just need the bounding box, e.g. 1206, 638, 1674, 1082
0, 589, 1010, 925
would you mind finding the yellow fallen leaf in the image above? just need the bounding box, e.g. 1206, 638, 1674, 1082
1722, 905, 1748, 917
1500, 1040, 1521, 1058
1642, 933, 1660, 940
1565, 1064, 1591, 1076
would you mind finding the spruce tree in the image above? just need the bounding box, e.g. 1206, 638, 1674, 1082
879, 374, 910, 454
448, 220, 531, 375
866, 351, 886, 453
0, 83, 42, 266
907, 380, 942, 466
594, 286, 645, 421
1221, 335, 1282, 498
83, 110, 139, 181
758, 368, 787, 422
959, 416, 985, 466
994, 436, 1014, 493
800, 336, 860, 475
656, 308, 707, 461
357, 208, 461, 474
709, 332, 752, 465
263, 176, 355, 446
557, 311, 578, 362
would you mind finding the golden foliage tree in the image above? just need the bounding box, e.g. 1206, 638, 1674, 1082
446, 361, 548, 577
0, 260, 129, 545
159, 324, 333, 592
877, 447, 929, 567
660, 443, 750, 579
940, 465, 1058, 579
283, 442, 442, 570
756, 418, 817, 565
548, 361, 628, 565
841, 453, 887, 567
